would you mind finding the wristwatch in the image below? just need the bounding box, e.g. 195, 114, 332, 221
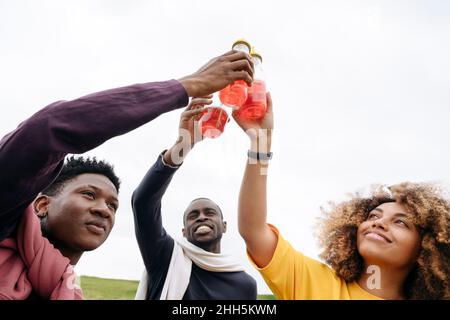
247, 150, 273, 161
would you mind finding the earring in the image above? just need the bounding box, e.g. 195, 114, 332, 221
39, 212, 48, 219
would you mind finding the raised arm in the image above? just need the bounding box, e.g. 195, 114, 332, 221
132, 97, 211, 272
0, 50, 254, 241
233, 93, 277, 268
0, 80, 187, 241
131, 153, 179, 273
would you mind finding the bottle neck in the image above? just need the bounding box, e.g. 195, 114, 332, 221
252, 57, 264, 80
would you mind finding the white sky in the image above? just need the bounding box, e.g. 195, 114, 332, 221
1, 0, 449, 295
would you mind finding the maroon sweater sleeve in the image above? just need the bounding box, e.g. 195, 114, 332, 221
0, 80, 188, 241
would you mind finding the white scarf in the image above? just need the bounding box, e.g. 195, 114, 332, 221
135, 237, 245, 300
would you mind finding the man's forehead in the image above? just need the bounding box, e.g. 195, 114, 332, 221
185, 199, 219, 212
65, 173, 118, 195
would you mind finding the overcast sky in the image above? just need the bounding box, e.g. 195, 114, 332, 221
1, 0, 449, 295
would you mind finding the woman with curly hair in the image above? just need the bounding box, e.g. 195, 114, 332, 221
233, 93, 449, 300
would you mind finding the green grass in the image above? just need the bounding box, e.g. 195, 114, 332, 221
80, 276, 139, 300
257, 294, 276, 300
80, 276, 274, 300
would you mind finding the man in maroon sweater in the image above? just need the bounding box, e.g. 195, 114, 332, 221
0, 50, 254, 299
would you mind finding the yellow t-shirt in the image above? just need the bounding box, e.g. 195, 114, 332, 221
249, 225, 382, 300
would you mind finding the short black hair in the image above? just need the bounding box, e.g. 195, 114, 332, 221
184, 197, 224, 222
41, 156, 121, 196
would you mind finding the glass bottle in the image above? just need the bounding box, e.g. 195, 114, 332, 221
219, 39, 252, 109
236, 49, 267, 120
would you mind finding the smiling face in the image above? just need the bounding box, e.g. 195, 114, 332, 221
38, 173, 119, 255
182, 198, 227, 251
357, 202, 422, 270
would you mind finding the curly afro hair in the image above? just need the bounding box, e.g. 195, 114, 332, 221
317, 182, 449, 299
41, 156, 121, 196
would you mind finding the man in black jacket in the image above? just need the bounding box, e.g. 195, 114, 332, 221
132, 96, 257, 300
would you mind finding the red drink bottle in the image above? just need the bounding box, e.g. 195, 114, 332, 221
219, 39, 252, 109
198, 97, 229, 139
236, 50, 267, 120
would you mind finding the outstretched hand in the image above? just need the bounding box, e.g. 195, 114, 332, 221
232, 92, 273, 141
177, 95, 213, 148
179, 50, 254, 98
164, 95, 213, 166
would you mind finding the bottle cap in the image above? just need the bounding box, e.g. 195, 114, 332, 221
250, 47, 263, 63
232, 39, 252, 53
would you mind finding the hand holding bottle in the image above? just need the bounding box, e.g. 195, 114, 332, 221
163, 96, 213, 166
233, 92, 273, 148
178, 50, 254, 98
219, 39, 252, 108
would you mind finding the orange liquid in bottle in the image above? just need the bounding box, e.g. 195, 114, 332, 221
199, 107, 229, 139
219, 80, 248, 108
236, 80, 267, 120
